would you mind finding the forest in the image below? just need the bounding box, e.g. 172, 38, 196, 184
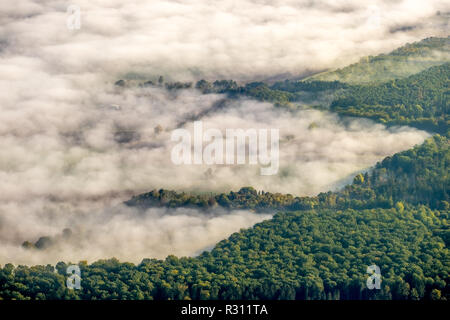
1, 205, 447, 300
190, 62, 449, 134
1, 37, 448, 301
2, 134, 448, 300
329, 63, 449, 133
149, 38, 449, 134
133, 41, 448, 134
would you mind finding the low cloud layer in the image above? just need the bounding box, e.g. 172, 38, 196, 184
1, 203, 271, 265
0, 0, 448, 80
0, 0, 443, 265
0, 87, 430, 264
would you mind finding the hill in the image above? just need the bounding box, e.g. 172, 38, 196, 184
6, 134, 448, 300
329, 63, 449, 133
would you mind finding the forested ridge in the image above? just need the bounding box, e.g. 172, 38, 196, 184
307, 36, 450, 84
329, 63, 449, 133
192, 62, 449, 133
1, 37, 449, 301
126, 134, 449, 212
1, 135, 448, 300
1, 206, 447, 300
115, 38, 449, 134
137, 45, 448, 133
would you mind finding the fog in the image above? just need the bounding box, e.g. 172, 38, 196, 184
1, 0, 448, 81
0, 0, 444, 265
1, 202, 272, 265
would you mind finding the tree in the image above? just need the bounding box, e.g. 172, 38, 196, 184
395, 202, 405, 213
430, 289, 442, 300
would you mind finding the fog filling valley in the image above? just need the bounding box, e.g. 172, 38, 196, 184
0, 0, 446, 265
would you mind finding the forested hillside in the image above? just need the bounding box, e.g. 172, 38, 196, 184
118, 39, 449, 136
307, 37, 449, 84
126, 134, 449, 212
147, 54, 448, 134
3, 134, 448, 300
1, 206, 447, 300
1, 36, 448, 301
211, 63, 449, 134
329, 63, 449, 133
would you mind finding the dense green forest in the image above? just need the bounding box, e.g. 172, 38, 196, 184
133, 37, 449, 92
190, 63, 449, 134
307, 37, 449, 84
147, 44, 449, 134
120, 38, 449, 135
1, 206, 447, 300
329, 63, 449, 133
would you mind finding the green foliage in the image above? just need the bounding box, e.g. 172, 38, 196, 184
2, 37, 449, 301
329, 63, 449, 133
308, 37, 450, 84
191, 79, 349, 110
5, 135, 448, 300
127, 135, 449, 212
189, 47, 449, 134
333, 135, 449, 210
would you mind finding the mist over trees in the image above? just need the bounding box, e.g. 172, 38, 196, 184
126, 135, 449, 212
0, 4, 448, 300
2, 133, 448, 300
